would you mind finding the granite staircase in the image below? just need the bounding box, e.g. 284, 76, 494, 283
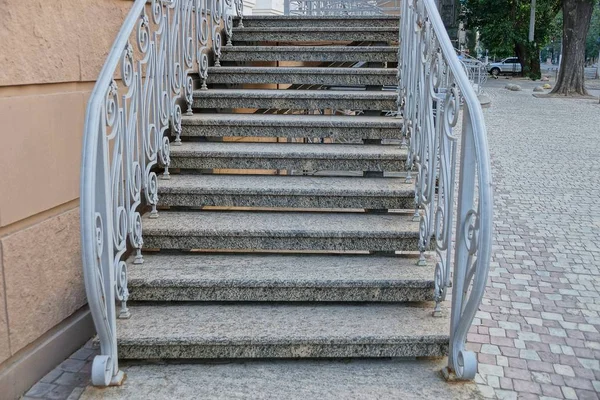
118, 15, 450, 365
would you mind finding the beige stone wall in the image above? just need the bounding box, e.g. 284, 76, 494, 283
0, 0, 134, 366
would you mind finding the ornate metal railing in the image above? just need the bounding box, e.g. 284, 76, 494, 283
80, 0, 241, 386
284, 0, 400, 15
399, 0, 493, 379
457, 51, 488, 96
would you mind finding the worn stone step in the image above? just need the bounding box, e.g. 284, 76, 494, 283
220, 46, 399, 62
128, 254, 434, 302
192, 89, 397, 111
81, 358, 480, 400
157, 174, 414, 209
142, 211, 419, 251
117, 303, 449, 359
181, 113, 402, 139
169, 142, 406, 171
231, 27, 399, 43
207, 67, 397, 86
235, 15, 400, 28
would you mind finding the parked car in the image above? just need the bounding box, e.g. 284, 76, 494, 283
488, 57, 522, 76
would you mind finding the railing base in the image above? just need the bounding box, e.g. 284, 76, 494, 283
440, 366, 458, 382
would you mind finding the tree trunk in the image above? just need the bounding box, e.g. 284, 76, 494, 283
550, 0, 594, 95
515, 42, 542, 79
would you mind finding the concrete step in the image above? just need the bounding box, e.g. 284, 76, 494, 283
142, 210, 419, 251
192, 89, 397, 111
157, 174, 414, 209
81, 359, 480, 400
207, 67, 397, 86
116, 303, 449, 359
181, 113, 402, 140
235, 15, 400, 28
220, 46, 398, 63
169, 142, 406, 171
128, 254, 434, 302
232, 27, 398, 43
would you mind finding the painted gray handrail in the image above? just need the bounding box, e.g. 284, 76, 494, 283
80, 0, 241, 386
399, 0, 493, 379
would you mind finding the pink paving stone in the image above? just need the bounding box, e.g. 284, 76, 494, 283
532, 325, 549, 334
550, 374, 565, 386
478, 353, 497, 364
565, 338, 586, 348
515, 393, 540, 400
526, 360, 555, 374
506, 330, 518, 339
541, 383, 564, 398
564, 377, 595, 391
508, 358, 528, 369
478, 326, 489, 335
513, 380, 542, 395
504, 367, 532, 381
567, 329, 586, 340
491, 336, 514, 347
575, 389, 600, 400
467, 333, 490, 344
500, 346, 521, 357
540, 334, 566, 344
500, 377, 513, 390
573, 367, 596, 380
559, 355, 583, 367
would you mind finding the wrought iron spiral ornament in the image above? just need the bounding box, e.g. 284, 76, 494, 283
115, 261, 130, 319
399, 0, 493, 381
225, 1, 234, 46
81, 0, 230, 386
94, 213, 104, 258
212, 0, 223, 66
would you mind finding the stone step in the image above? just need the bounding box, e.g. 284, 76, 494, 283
181, 113, 402, 139
117, 303, 449, 359
157, 174, 414, 209
169, 142, 406, 171
192, 89, 397, 111
231, 27, 398, 43
142, 210, 419, 251
128, 254, 434, 302
235, 15, 400, 28
81, 359, 480, 400
207, 67, 397, 86
220, 46, 399, 63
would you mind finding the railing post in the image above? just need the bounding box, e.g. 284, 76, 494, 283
445, 106, 478, 380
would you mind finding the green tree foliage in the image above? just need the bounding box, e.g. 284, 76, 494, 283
463, 0, 561, 79
584, 4, 600, 61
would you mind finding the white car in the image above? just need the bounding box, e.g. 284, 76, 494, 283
488, 57, 522, 76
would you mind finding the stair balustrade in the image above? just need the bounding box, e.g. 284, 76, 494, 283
80, 0, 491, 388
80, 0, 242, 386
399, 0, 493, 379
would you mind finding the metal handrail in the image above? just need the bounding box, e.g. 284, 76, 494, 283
455, 49, 488, 95
80, 0, 241, 386
399, 0, 493, 379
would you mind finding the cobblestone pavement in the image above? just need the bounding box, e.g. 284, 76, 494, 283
468, 81, 600, 399
22, 341, 97, 400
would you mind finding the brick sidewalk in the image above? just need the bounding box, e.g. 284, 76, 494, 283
468, 83, 600, 400
22, 341, 97, 400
